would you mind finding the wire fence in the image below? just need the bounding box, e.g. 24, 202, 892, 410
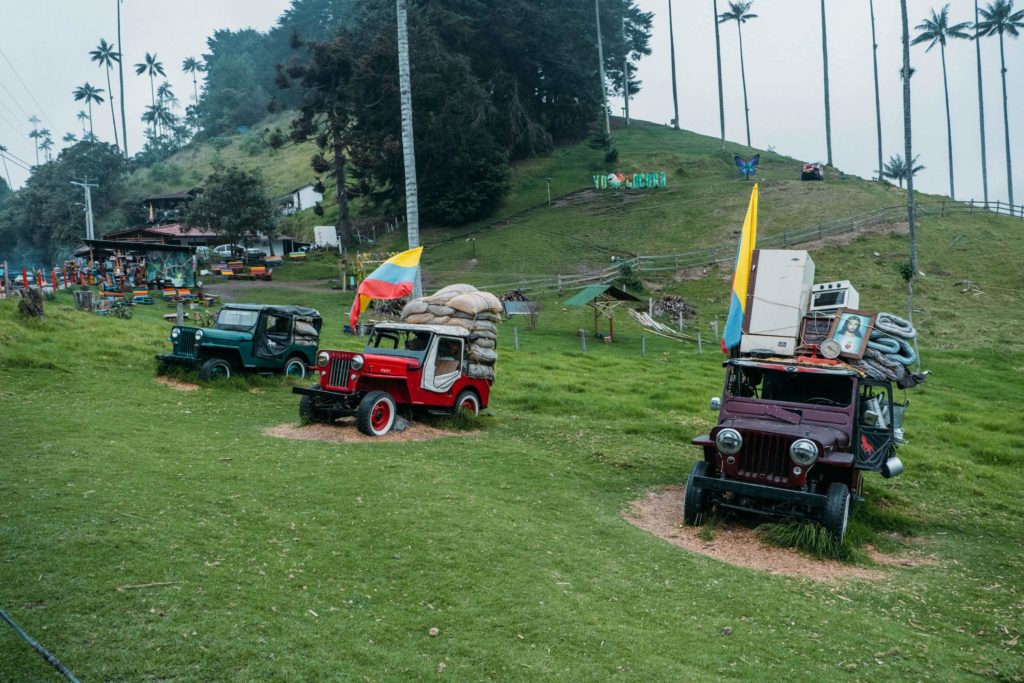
468, 198, 1023, 295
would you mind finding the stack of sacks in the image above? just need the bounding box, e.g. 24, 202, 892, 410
400, 284, 501, 380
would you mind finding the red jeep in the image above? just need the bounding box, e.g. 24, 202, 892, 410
686, 357, 904, 543
292, 322, 493, 436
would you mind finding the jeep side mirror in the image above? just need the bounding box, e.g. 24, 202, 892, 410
710, 397, 721, 410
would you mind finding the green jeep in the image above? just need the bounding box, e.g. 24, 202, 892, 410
157, 304, 322, 381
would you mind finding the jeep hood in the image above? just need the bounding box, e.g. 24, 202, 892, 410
717, 417, 850, 450
201, 327, 253, 342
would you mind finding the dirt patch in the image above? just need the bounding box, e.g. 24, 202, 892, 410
264, 418, 476, 444
799, 221, 910, 252
625, 486, 920, 582
155, 376, 200, 392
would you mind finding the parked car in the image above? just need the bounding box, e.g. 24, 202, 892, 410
292, 322, 493, 436
156, 304, 322, 381
685, 357, 905, 544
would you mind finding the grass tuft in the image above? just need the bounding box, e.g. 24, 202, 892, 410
757, 520, 849, 561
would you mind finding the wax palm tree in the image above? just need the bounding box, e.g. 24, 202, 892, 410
73, 83, 105, 138
155, 81, 176, 136
89, 38, 122, 153
397, 0, 422, 297
134, 52, 165, 125
713, 0, 726, 149
883, 154, 925, 188
0, 144, 12, 188
39, 135, 54, 162
868, 0, 884, 181
972, 0, 990, 204
819, 0, 833, 165
62, 132, 78, 145
182, 56, 204, 104
900, 0, 920, 338
76, 110, 89, 135
667, 0, 679, 129
718, 1, 758, 148
116, 0, 128, 155
28, 115, 41, 165
913, 6, 971, 200
977, 0, 1024, 207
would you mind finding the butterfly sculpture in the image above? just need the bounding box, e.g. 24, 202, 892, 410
734, 154, 760, 180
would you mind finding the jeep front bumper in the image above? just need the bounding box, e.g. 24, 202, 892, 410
156, 353, 199, 368
692, 475, 829, 510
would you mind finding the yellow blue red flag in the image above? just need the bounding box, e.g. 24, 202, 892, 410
721, 184, 758, 352
349, 246, 423, 330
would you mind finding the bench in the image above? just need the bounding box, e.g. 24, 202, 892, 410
288, 251, 306, 260
249, 266, 273, 281
265, 255, 283, 266
132, 289, 155, 305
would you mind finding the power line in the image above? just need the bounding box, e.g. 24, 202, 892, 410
0, 76, 32, 121
0, 46, 55, 129
0, 150, 32, 172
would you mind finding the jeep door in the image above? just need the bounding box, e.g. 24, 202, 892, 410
421, 336, 464, 394
253, 312, 292, 368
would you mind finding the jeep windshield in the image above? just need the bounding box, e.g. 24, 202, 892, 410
726, 364, 854, 408
215, 308, 260, 332
366, 328, 431, 359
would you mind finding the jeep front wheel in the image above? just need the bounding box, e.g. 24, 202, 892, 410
299, 394, 327, 424
682, 461, 709, 525
284, 356, 307, 379
200, 357, 233, 381
357, 391, 396, 436
454, 389, 480, 417
822, 482, 850, 544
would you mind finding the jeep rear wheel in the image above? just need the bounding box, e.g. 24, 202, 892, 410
284, 356, 307, 379
357, 391, 396, 436
454, 389, 480, 417
200, 357, 233, 381
683, 461, 709, 525
822, 482, 850, 544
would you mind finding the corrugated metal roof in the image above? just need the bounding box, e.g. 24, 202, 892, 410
564, 285, 612, 306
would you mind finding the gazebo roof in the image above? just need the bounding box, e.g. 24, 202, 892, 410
564, 284, 640, 306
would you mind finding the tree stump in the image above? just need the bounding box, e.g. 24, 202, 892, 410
18, 288, 45, 320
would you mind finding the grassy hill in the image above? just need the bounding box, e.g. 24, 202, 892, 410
4, 122, 1023, 680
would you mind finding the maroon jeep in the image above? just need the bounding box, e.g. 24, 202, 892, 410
686, 357, 904, 543
292, 322, 493, 436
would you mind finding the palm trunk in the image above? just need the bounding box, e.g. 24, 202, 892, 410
88, 101, 94, 137
900, 0, 918, 333
105, 65, 121, 153
973, 0, 989, 204
397, 0, 422, 297
149, 74, 156, 137
737, 21, 750, 148
713, 0, 726, 150
940, 44, 954, 199
192, 74, 198, 104
820, 0, 832, 166
997, 32, 1014, 207
869, 0, 883, 181
117, 0, 128, 156
595, 0, 611, 137
668, 0, 679, 129
621, 17, 630, 126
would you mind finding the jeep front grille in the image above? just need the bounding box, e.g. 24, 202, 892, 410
174, 329, 198, 358
736, 433, 792, 484
327, 357, 351, 388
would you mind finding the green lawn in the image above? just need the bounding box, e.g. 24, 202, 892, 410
4, 122, 1023, 681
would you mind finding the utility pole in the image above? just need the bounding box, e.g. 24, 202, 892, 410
668, 0, 680, 129
621, 16, 630, 127
71, 180, 98, 240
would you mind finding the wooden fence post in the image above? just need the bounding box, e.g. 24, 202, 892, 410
697, 332, 703, 355
579, 329, 587, 353
513, 326, 520, 352
641, 334, 646, 357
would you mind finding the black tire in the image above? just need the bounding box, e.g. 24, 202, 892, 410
284, 356, 307, 379
356, 391, 397, 436
199, 357, 233, 381
454, 389, 480, 417
683, 461, 709, 525
299, 394, 326, 424
822, 482, 851, 544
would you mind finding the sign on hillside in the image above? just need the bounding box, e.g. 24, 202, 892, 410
593, 172, 667, 190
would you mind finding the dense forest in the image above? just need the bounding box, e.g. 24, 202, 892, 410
0, 0, 652, 263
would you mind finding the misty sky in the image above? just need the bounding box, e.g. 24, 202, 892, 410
0, 0, 1021, 206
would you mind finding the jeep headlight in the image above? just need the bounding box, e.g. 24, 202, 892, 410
195, 329, 204, 340
351, 354, 364, 371
171, 327, 180, 339
790, 439, 819, 466
317, 351, 330, 367
715, 428, 743, 455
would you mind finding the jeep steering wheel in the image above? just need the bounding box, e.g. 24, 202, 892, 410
806, 397, 840, 406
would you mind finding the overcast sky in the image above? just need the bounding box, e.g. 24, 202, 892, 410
0, 0, 1021, 206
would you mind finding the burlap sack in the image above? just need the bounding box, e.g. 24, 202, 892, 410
400, 300, 429, 318
469, 345, 497, 364
444, 318, 476, 331
431, 283, 478, 299
471, 319, 496, 333
447, 292, 502, 315
427, 304, 456, 317
403, 312, 434, 325
471, 337, 496, 349
467, 364, 495, 380
470, 329, 496, 340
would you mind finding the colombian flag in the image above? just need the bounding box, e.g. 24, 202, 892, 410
721, 184, 758, 352
348, 246, 423, 330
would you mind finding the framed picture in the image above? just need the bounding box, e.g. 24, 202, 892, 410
827, 308, 875, 359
